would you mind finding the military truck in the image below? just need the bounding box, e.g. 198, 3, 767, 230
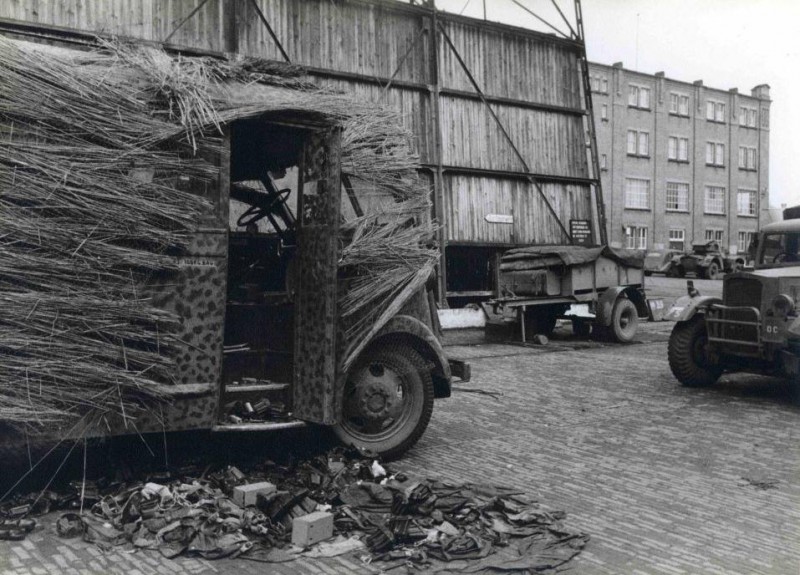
667, 217, 800, 396
665, 241, 746, 279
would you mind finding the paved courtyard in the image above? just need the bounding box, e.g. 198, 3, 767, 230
2, 277, 799, 574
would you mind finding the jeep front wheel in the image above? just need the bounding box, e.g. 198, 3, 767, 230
334, 343, 433, 460
668, 317, 722, 387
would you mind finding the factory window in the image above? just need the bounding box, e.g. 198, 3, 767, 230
705, 228, 724, 243
737, 189, 757, 216
625, 226, 648, 250
706, 100, 726, 123
705, 142, 725, 167
666, 182, 689, 212
738, 231, 756, 254
738, 146, 757, 171
628, 84, 651, 109
600, 154, 608, 170
624, 177, 650, 210
739, 106, 758, 128
668, 136, 689, 162
601, 103, 608, 120
669, 93, 690, 117
591, 74, 609, 94
668, 228, 686, 251
704, 186, 726, 215
627, 130, 650, 157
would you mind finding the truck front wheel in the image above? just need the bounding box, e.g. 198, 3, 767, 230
668, 317, 722, 387
334, 343, 434, 460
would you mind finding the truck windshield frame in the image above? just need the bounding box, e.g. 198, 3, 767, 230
756, 232, 800, 268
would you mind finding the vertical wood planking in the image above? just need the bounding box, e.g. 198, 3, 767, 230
444, 175, 591, 244
438, 18, 581, 108
2, 0, 595, 249
440, 97, 588, 177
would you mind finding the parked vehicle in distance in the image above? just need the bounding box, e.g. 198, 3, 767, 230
644, 250, 683, 276
666, 218, 800, 397
489, 245, 648, 343
666, 241, 745, 279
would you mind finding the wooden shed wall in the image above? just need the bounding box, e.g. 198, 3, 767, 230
0, 0, 597, 296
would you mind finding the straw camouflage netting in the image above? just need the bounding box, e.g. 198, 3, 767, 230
0, 37, 437, 430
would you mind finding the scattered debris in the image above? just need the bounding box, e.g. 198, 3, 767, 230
291, 510, 334, 548
0, 449, 588, 570
739, 477, 779, 490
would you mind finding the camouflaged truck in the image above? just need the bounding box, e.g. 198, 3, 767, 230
667, 217, 800, 397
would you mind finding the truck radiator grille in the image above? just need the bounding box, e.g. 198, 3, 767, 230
723, 278, 762, 307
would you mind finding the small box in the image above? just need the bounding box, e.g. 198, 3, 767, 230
291, 511, 334, 547
232, 481, 277, 507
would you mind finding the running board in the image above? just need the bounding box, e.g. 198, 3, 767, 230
211, 421, 307, 432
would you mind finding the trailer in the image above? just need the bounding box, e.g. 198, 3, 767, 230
488, 246, 648, 343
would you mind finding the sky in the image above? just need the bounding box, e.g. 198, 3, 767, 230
431, 0, 799, 210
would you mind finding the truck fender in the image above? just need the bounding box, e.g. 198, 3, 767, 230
667, 295, 722, 323
371, 314, 452, 398
596, 286, 648, 327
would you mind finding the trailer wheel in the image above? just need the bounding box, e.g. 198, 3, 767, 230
668, 317, 722, 387
334, 343, 433, 460
609, 298, 638, 343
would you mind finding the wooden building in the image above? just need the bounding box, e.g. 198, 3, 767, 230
0, 0, 601, 304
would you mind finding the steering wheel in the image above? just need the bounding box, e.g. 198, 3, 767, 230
774, 252, 799, 263
236, 188, 290, 228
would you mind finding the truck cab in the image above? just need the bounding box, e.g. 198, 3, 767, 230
667, 218, 800, 395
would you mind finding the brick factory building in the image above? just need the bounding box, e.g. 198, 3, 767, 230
589, 62, 771, 257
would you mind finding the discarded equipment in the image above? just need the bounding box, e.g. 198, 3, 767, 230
488, 245, 647, 343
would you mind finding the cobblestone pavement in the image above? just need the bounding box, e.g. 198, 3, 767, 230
4, 279, 800, 574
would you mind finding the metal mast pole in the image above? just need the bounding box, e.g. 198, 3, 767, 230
574, 0, 608, 245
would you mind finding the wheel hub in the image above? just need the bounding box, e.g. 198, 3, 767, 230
351, 366, 401, 421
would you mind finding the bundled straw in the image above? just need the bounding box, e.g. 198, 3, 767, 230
0, 37, 438, 432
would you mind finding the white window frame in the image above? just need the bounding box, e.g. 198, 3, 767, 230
739, 106, 757, 128
738, 146, 757, 171
601, 103, 608, 120
668, 136, 689, 162
706, 100, 726, 123
625, 226, 648, 250
705, 142, 725, 167
668, 228, 686, 251
624, 177, 650, 210
704, 185, 726, 215
705, 228, 724, 243
628, 84, 651, 109
665, 181, 689, 212
737, 188, 757, 217
669, 92, 690, 117
627, 130, 650, 157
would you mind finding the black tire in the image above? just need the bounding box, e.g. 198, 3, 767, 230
668, 317, 722, 387
609, 298, 638, 343
707, 261, 721, 280
333, 343, 433, 460
667, 265, 685, 278
523, 309, 558, 337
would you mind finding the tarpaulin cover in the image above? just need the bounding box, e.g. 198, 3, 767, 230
501, 245, 644, 270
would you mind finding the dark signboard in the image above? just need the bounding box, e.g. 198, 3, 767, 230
570, 219, 593, 246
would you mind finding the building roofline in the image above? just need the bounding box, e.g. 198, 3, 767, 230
588, 60, 768, 102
